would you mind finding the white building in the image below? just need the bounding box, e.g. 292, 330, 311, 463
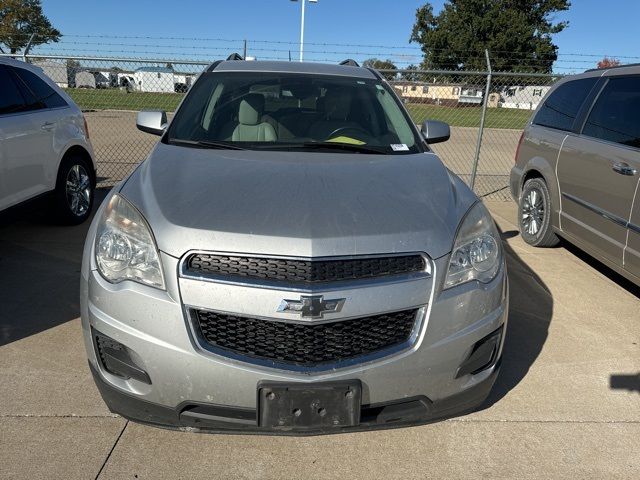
174, 73, 196, 87
133, 67, 175, 93
32, 60, 68, 88
500, 85, 551, 110
458, 87, 483, 106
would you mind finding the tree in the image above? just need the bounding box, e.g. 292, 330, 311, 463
0, 0, 60, 54
597, 57, 621, 69
410, 1, 571, 73
400, 64, 421, 81
362, 58, 397, 80
66, 58, 80, 87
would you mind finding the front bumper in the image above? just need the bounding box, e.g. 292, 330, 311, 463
81, 251, 508, 434
89, 359, 500, 435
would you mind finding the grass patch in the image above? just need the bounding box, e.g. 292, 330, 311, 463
406, 103, 532, 129
64, 88, 183, 112
65, 88, 532, 129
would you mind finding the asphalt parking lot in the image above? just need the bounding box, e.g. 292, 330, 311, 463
0, 193, 638, 479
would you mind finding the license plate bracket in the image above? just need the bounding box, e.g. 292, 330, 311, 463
258, 380, 361, 430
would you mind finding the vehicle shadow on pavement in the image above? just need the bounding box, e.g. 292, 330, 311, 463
481, 232, 554, 408
0, 189, 110, 347
557, 240, 640, 397
609, 373, 640, 393
561, 240, 640, 299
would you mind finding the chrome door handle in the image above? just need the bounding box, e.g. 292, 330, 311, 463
612, 162, 637, 176
41, 122, 55, 130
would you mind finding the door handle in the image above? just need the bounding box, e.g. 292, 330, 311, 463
41, 122, 56, 130
612, 162, 637, 176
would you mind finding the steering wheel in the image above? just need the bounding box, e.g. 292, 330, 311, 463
325, 126, 373, 143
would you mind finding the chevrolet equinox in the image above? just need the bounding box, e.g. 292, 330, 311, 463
81, 58, 508, 434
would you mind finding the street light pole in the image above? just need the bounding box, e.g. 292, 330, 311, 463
299, 0, 306, 62
291, 0, 317, 62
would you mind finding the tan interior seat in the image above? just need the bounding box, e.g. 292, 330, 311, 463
232, 94, 277, 142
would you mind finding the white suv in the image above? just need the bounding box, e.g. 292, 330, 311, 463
0, 57, 96, 224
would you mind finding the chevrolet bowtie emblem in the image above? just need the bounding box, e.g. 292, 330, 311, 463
277, 295, 346, 319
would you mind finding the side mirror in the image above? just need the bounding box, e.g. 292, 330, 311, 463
136, 110, 167, 136
421, 120, 450, 144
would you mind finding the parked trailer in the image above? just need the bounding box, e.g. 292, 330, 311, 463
75, 71, 96, 89
32, 60, 69, 88
500, 85, 551, 110
133, 67, 175, 93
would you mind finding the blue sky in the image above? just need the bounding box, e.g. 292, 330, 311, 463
40, 0, 639, 72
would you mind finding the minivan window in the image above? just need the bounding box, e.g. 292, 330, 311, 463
0, 65, 26, 115
582, 76, 640, 149
533, 77, 598, 131
12, 66, 68, 109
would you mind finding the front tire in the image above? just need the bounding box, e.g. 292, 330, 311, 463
518, 178, 559, 247
54, 156, 95, 225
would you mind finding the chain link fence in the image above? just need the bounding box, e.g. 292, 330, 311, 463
3, 53, 561, 200
386, 69, 560, 199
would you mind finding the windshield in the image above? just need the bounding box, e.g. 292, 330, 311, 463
166, 71, 423, 154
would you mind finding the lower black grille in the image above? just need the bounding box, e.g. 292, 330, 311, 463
185, 254, 426, 285
93, 330, 151, 384
193, 309, 418, 367
95, 332, 124, 368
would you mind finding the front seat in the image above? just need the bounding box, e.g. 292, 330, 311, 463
308, 89, 360, 140
232, 94, 277, 142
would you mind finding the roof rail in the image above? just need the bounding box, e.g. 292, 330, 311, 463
366, 67, 384, 81
339, 59, 360, 67
585, 62, 640, 72
207, 53, 244, 71
206, 60, 223, 72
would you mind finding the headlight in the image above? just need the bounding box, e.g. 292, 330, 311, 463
444, 202, 502, 289
95, 194, 165, 289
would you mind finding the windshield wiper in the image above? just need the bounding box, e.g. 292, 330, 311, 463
167, 138, 246, 150
257, 142, 388, 154
304, 142, 388, 154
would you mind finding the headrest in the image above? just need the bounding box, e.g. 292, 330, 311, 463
238, 94, 265, 125
323, 89, 351, 121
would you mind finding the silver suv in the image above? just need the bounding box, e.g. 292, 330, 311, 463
81, 58, 508, 434
511, 65, 640, 286
0, 57, 96, 224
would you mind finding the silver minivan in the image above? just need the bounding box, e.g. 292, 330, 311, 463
0, 57, 95, 224
511, 64, 640, 286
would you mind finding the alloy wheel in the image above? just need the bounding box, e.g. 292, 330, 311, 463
521, 188, 544, 236
66, 164, 91, 217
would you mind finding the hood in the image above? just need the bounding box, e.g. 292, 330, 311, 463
120, 143, 477, 259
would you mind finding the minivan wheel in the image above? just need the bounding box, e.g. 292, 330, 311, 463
518, 178, 559, 247
54, 156, 94, 224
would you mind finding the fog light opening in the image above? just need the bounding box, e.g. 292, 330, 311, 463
455, 327, 503, 379
93, 329, 152, 385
